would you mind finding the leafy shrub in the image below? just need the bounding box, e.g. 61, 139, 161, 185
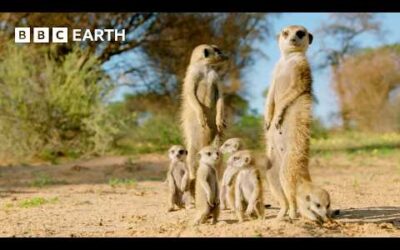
311, 117, 329, 139
116, 114, 182, 154
0, 42, 128, 161
225, 114, 264, 150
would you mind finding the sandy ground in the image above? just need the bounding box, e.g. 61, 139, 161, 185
0, 152, 400, 237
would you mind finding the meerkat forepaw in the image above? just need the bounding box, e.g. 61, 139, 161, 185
275, 119, 283, 130
216, 121, 226, 133
265, 122, 271, 130
265, 117, 273, 130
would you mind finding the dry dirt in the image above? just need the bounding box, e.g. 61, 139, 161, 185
0, 152, 400, 237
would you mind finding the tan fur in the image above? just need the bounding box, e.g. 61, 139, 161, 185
219, 138, 244, 210
166, 145, 191, 212
296, 180, 332, 223
264, 25, 331, 222
193, 146, 220, 225
231, 150, 264, 222
180, 44, 228, 200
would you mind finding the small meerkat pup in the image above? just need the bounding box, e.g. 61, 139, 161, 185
193, 146, 220, 225
219, 138, 244, 210
231, 150, 264, 222
296, 181, 333, 224
166, 145, 190, 212
219, 138, 243, 155
180, 44, 228, 200
264, 25, 332, 222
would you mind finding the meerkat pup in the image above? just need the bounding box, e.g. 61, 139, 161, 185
219, 138, 243, 155
219, 138, 244, 210
231, 150, 264, 222
166, 145, 190, 212
264, 25, 332, 222
180, 44, 228, 200
193, 146, 220, 225
296, 181, 332, 224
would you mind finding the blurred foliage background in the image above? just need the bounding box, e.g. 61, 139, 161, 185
0, 13, 399, 164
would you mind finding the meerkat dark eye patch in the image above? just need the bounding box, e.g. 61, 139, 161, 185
178, 150, 184, 155
305, 195, 310, 201
207, 152, 211, 156
296, 30, 306, 39
203, 49, 209, 58
233, 156, 239, 161
245, 157, 250, 163
213, 48, 222, 54
315, 203, 321, 208
308, 33, 313, 44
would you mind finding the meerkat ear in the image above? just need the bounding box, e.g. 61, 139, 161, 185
276, 33, 280, 41
184, 150, 188, 155
305, 195, 311, 202
245, 157, 250, 164
203, 49, 209, 58
308, 33, 313, 45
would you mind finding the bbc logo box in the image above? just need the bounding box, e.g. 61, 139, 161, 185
15, 27, 68, 43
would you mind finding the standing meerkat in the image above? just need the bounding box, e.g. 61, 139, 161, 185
231, 150, 264, 222
180, 44, 228, 199
193, 146, 220, 225
219, 138, 244, 210
264, 25, 332, 222
166, 145, 191, 212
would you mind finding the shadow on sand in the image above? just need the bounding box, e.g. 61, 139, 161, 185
336, 206, 400, 226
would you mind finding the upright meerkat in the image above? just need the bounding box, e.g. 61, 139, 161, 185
166, 145, 191, 212
264, 25, 332, 222
193, 146, 220, 225
219, 138, 244, 210
180, 44, 228, 198
232, 150, 264, 222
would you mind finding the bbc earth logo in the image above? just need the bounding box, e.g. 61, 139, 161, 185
15, 27, 126, 43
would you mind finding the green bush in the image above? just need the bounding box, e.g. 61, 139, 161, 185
116, 114, 182, 154
0, 42, 128, 161
311, 117, 329, 139
225, 114, 264, 150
